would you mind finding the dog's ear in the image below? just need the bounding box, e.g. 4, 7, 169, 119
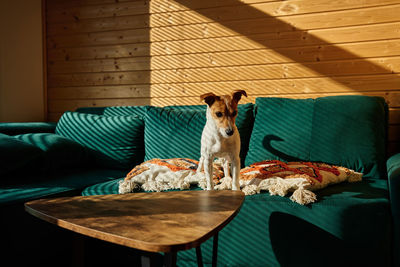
232, 90, 247, 103
200, 92, 218, 107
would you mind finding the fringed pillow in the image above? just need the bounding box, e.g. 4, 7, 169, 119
238, 160, 362, 205
118, 158, 223, 194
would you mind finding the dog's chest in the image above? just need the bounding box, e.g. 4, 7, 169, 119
207, 134, 238, 155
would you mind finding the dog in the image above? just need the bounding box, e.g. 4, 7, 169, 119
197, 90, 247, 190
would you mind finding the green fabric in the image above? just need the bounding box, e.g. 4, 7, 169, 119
82, 178, 124, 196
178, 180, 391, 267
245, 96, 387, 178
14, 133, 88, 170
387, 153, 400, 266
144, 104, 254, 166
0, 133, 44, 179
310, 96, 387, 179
246, 98, 314, 165
82, 179, 391, 266
0, 122, 56, 135
75, 106, 149, 117
103, 106, 149, 117
387, 153, 400, 181
144, 107, 205, 161
164, 104, 207, 111
55, 112, 144, 170
75, 107, 106, 115
0, 168, 126, 206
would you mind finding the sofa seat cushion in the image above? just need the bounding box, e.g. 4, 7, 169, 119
245, 96, 387, 179
144, 103, 254, 166
82, 178, 124, 196
0, 168, 126, 207
180, 179, 391, 267
56, 112, 145, 170
14, 133, 88, 170
81, 178, 391, 266
0, 133, 45, 179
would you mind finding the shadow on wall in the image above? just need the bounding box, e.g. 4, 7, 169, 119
175, 0, 400, 93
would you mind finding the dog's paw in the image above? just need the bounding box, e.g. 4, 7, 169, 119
207, 182, 215, 190
206, 181, 215, 190
232, 181, 240, 191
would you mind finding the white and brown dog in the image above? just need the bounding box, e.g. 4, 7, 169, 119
197, 90, 247, 190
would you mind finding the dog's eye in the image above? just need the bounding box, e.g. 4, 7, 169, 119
231, 111, 237, 117
215, 112, 223, 117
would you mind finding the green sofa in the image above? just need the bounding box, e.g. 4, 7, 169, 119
1, 95, 399, 266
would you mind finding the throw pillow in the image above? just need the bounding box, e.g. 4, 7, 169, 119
245, 96, 387, 179
119, 158, 224, 194
237, 160, 362, 205
56, 112, 144, 170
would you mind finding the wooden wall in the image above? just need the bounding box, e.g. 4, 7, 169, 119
0, 0, 44, 122
44, 0, 400, 155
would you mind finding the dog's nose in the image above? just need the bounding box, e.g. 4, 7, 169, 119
226, 129, 234, 136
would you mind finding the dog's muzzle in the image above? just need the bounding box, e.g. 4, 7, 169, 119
226, 129, 234, 136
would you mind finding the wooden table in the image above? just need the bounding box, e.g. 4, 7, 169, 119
25, 190, 245, 267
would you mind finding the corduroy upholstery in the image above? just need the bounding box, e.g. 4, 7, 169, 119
56, 112, 145, 170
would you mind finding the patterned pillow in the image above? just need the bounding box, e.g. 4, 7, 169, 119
119, 158, 224, 194
237, 160, 362, 204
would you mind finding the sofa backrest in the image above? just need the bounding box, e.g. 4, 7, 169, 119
70, 96, 387, 179
75, 106, 148, 118
245, 95, 388, 179
56, 111, 145, 170
72, 104, 254, 168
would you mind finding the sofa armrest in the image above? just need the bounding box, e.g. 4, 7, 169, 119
0, 122, 57, 135
387, 153, 400, 266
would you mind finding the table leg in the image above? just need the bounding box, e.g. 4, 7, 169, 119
164, 251, 177, 267
141, 255, 152, 267
196, 246, 203, 267
141, 252, 164, 267
72, 233, 85, 267
196, 233, 219, 267
212, 233, 219, 267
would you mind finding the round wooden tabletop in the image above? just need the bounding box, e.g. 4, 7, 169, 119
25, 190, 245, 253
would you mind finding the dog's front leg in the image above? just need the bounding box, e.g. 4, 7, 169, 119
203, 156, 214, 190
197, 156, 204, 173
231, 156, 240, 190
223, 158, 231, 179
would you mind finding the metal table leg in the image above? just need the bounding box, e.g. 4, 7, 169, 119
164, 252, 177, 267
195, 232, 219, 267
212, 233, 219, 267
196, 246, 203, 267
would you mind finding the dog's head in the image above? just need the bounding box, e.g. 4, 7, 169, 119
200, 90, 247, 138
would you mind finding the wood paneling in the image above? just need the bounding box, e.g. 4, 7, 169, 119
45, 0, 400, 155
